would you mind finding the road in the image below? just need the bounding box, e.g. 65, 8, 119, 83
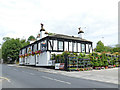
2, 64, 118, 88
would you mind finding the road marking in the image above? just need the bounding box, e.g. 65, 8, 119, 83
41, 76, 71, 85
0, 77, 11, 83
29, 73, 34, 75
13, 69, 18, 71
21, 71, 34, 75
7, 65, 14, 66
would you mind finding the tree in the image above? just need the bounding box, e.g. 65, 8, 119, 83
27, 35, 36, 41
3, 37, 11, 41
95, 41, 105, 52
0, 48, 2, 59
2, 37, 29, 63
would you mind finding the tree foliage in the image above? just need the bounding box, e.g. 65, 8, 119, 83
0, 48, 2, 59
2, 37, 29, 63
95, 41, 120, 53
27, 35, 36, 41
95, 41, 104, 52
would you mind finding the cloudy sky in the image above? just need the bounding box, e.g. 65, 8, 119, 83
0, 0, 119, 48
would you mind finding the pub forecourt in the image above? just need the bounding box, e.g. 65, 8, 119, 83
19, 24, 93, 66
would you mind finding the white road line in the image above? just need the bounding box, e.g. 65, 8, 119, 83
13, 69, 18, 71
21, 71, 35, 75
29, 73, 34, 75
41, 76, 71, 85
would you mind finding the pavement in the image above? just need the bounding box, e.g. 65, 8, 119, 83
2, 64, 118, 88
11, 64, 119, 85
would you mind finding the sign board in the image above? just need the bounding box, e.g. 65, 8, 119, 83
59, 63, 64, 70
41, 42, 47, 52
55, 63, 60, 69
55, 63, 64, 70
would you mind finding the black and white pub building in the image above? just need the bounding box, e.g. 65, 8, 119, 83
19, 24, 93, 66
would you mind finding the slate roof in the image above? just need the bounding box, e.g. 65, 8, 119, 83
48, 34, 92, 42
20, 34, 92, 50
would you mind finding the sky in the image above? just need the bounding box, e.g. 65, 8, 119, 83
0, 0, 119, 48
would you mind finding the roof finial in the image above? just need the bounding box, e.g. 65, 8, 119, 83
78, 27, 81, 31
40, 23, 45, 32
41, 23, 44, 29
78, 27, 84, 34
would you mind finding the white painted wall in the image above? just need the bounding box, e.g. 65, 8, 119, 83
36, 51, 51, 66
78, 43, 81, 52
86, 44, 89, 52
19, 58, 23, 65
40, 31, 46, 39
78, 33, 84, 39
29, 55, 35, 65
51, 52, 63, 55
69, 42, 72, 51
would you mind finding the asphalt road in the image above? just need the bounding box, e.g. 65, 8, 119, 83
2, 64, 118, 88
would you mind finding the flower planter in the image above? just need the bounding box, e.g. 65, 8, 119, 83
101, 67, 105, 69
79, 68, 84, 71
108, 65, 112, 68
84, 68, 87, 71
113, 65, 116, 68
105, 66, 108, 69
95, 67, 101, 70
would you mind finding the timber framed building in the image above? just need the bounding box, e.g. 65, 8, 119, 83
19, 24, 93, 66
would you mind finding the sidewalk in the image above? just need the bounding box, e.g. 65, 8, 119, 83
14, 64, 119, 84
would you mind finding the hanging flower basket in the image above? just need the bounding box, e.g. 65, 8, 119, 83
32, 51, 35, 56
25, 53, 28, 57
19, 55, 21, 58
28, 53, 31, 56
35, 51, 37, 55
20, 55, 25, 58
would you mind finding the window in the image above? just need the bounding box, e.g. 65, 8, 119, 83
89, 44, 92, 53
53, 40, 57, 50
48, 40, 53, 50
58, 41, 63, 51
82, 44, 85, 52
34, 44, 37, 51
69, 42, 72, 51
73, 42, 77, 52
38, 42, 41, 50
64, 41, 68, 51
78, 43, 81, 52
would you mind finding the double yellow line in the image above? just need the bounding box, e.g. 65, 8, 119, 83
0, 77, 10, 82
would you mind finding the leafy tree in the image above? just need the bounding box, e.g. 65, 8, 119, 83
0, 48, 2, 59
104, 46, 113, 52
48, 33, 56, 36
95, 41, 105, 52
94, 62, 99, 67
27, 35, 36, 41
2, 37, 29, 63
3, 37, 11, 41
112, 47, 120, 52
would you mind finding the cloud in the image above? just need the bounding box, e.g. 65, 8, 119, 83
0, 0, 119, 49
